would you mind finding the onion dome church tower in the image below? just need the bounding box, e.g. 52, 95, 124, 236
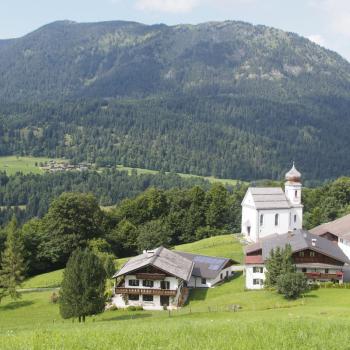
284, 162, 302, 206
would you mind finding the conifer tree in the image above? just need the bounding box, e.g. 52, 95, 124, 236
265, 244, 295, 287
59, 249, 106, 322
0, 216, 26, 301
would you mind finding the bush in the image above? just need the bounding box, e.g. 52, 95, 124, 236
50, 292, 59, 304
127, 306, 143, 311
276, 272, 309, 299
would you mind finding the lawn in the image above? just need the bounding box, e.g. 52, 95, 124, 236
2, 235, 350, 349
0, 156, 52, 175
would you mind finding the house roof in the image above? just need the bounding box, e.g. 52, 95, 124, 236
245, 255, 264, 264
247, 187, 291, 209
244, 229, 350, 265
310, 214, 350, 240
175, 251, 236, 279
114, 247, 194, 282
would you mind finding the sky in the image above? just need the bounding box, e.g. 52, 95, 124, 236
1, 0, 349, 61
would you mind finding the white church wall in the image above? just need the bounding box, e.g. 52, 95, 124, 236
242, 206, 258, 242
258, 209, 290, 240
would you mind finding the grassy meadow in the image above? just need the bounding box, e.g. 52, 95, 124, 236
115, 164, 244, 187
1, 235, 350, 349
0, 156, 52, 175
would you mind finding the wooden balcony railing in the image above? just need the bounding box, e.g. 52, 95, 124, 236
305, 272, 343, 280
115, 287, 177, 296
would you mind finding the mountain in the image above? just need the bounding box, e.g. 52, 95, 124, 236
0, 20, 350, 180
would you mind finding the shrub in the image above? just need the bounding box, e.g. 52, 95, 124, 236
127, 306, 143, 311
276, 272, 309, 299
50, 292, 59, 304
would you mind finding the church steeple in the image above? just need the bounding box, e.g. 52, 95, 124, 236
285, 162, 302, 206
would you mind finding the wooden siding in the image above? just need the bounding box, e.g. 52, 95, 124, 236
115, 287, 177, 296
292, 249, 343, 266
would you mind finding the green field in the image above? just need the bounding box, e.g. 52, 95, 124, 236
0, 156, 52, 175
115, 164, 244, 187
1, 235, 350, 349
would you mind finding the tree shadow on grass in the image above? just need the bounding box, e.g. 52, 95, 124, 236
0, 300, 34, 311
101, 313, 152, 322
303, 293, 319, 299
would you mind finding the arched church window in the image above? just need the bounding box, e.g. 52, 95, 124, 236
260, 214, 264, 226
275, 214, 279, 226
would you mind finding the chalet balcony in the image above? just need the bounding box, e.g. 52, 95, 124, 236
305, 272, 343, 281
115, 287, 177, 296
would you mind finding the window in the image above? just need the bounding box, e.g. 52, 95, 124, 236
142, 295, 154, 302
247, 226, 251, 236
201, 278, 206, 284
302, 268, 307, 273
294, 215, 297, 223
128, 279, 139, 287
340, 238, 344, 243
325, 269, 329, 274
128, 294, 139, 301
160, 281, 170, 290
299, 251, 305, 257
253, 279, 264, 286
295, 190, 298, 198
220, 273, 223, 279
260, 214, 264, 226
275, 214, 279, 226
226, 271, 229, 277
310, 251, 315, 257
253, 267, 263, 273
142, 280, 154, 288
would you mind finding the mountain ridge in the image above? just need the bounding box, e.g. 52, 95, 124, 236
0, 19, 350, 180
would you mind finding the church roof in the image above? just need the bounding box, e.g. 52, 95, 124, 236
248, 187, 291, 209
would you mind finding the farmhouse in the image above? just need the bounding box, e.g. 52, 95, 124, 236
310, 214, 350, 259
112, 246, 237, 310
241, 163, 303, 243
244, 229, 349, 289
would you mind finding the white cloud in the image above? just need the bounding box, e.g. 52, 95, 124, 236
309, 0, 350, 38
307, 34, 326, 47
134, 0, 256, 14
135, 0, 200, 13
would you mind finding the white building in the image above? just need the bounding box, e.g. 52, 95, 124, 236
241, 163, 303, 243
112, 247, 237, 310
245, 230, 349, 289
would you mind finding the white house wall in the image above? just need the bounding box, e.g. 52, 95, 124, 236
187, 266, 234, 288
339, 240, 350, 260
245, 265, 265, 290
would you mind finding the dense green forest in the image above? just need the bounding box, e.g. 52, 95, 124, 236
1, 175, 350, 277
0, 169, 215, 226
0, 20, 350, 179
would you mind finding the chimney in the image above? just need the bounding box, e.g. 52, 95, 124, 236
311, 238, 317, 247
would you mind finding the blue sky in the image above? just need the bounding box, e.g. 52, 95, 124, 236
1, 0, 350, 61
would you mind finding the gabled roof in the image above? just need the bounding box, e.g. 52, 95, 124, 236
244, 187, 291, 209
114, 247, 194, 282
175, 251, 236, 279
310, 214, 350, 240
245, 230, 350, 264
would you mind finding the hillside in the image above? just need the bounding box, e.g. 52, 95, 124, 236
1, 20, 350, 179
2, 234, 350, 349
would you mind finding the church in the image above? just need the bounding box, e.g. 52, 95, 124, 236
241, 163, 303, 243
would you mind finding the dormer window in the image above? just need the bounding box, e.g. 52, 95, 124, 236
275, 214, 279, 226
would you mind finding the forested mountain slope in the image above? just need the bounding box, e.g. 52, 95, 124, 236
1, 20, 350, 180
